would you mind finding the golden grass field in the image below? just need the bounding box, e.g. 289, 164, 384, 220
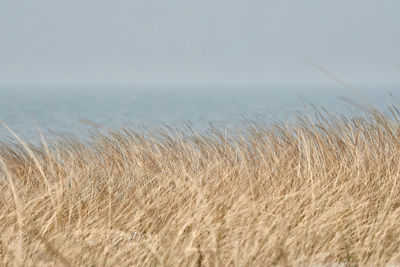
1, 107, 400, 266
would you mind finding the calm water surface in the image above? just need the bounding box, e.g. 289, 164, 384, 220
0, 86, 399, 142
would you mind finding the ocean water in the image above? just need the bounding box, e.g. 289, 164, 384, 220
0, 86, 399, 142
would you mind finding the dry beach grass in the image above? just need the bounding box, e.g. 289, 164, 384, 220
1, 107, 400, 266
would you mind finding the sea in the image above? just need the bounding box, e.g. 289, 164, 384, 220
0, 86, 399, 143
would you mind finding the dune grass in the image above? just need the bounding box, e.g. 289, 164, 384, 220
1, 107, 400, 266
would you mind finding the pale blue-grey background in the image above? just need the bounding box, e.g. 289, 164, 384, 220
1, 0, 399, 87
0, 1, 400, 141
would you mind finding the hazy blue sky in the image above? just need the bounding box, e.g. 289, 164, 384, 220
1, 0, 399, 88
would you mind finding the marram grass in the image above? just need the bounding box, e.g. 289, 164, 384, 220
1, 108, 400, 266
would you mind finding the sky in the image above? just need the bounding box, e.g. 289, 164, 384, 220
1, 0, 400, 88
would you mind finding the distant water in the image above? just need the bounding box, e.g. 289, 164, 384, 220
0, 86, 399, 142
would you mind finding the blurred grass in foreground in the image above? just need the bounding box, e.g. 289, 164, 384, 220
1, 106, 400, 266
